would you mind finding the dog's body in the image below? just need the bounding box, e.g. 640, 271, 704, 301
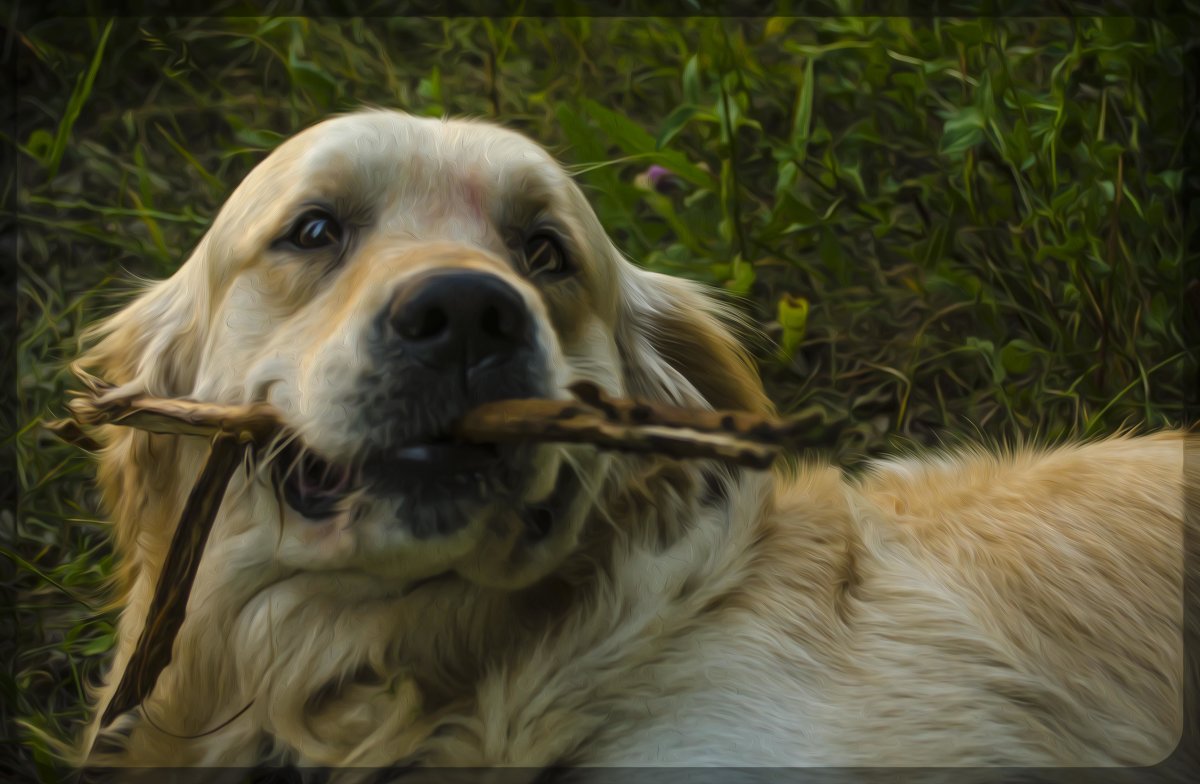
69, 111, 1193, 780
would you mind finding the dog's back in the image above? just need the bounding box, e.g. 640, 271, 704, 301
746, 431, 1194, 767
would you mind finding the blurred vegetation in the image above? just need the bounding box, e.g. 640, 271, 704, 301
6, 9, 1196, 781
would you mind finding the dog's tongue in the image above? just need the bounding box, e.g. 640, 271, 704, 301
388, 442, 501, 471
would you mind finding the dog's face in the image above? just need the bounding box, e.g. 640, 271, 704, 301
82, 110, 769, 595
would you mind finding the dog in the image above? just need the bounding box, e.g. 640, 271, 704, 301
67, 110, 1194, 782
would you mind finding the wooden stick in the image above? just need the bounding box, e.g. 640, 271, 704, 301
51, 383, 805, 468
100, 433, 246, 726
455, 396, 779, 469
566, 381, 811, 445
67, 394, 281, 446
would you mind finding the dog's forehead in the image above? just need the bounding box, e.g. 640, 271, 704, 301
287, 111, 558, 190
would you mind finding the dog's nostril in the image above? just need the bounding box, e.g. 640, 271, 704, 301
400, 305, 449, 341
481, 303, 520, 340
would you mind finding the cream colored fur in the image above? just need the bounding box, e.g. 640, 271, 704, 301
68, 110, 1194, 782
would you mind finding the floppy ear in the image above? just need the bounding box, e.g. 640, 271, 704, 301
618, 267, 772, 416
74, 242, 213, 399
68, 246, 218, 764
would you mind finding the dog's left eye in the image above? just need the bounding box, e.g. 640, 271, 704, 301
524, 233, 572, 278
285, 210, 343, 250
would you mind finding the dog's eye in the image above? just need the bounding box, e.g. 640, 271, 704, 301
288, 210, 342, 250
524, 233, 571, 278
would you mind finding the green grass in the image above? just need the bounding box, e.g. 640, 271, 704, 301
7, 10, 1196, 780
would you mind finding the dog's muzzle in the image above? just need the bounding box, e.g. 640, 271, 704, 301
360, 267, 549, 475
272, 265, 562, 542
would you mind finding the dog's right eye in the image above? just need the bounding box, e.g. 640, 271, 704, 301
282, 209, 343, 250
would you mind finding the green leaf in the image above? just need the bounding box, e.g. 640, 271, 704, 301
774, 160, 798, 196
583, 97, 664, 153
656, 104, 698, 149
1143, 292, 1173, 336
418, 66, 443, 103
726, 259, 756, 295
289, 59, 338, 107
940, 106, 986, 156
45, 18, 114, 178
557, 103, 607, 164
818, 228, 845, 281
1158, 170, 1182, 192
1085, 255, 1112, 278
232, 126, 285, 151
761, 193, 819, 238
923, 224, 950, 266
81, 629, 116, 656
1000, 339, 1040, 375
581, 99, 714, 189
791, 58, 815, 163
682, 54, 702, 104
777, 293, 810, 359
23, 129, 54, 164
1050, 183, 1081, 213
964, 337, 1003, 384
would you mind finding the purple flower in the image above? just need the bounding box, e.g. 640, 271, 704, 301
646, 165, 672, 186
636, 164, 679, 194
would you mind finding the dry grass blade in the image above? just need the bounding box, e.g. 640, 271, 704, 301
99, 434, 245, 727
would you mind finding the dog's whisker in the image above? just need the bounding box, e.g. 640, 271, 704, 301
253, 430, 304, 485
559, 449, 621, 536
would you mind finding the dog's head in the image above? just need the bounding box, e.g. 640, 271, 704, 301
80, 109, 769, 596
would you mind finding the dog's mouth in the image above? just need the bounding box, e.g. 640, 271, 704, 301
274, 441, 358, 520
272, 437, 508, 520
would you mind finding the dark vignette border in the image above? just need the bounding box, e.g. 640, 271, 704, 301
6, 1, 1199, 783
4, 0, 1199, 20
3, 1, 28, 779
57, 760, 1200, 784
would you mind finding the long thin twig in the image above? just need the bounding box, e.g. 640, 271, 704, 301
52, 381, 806, 467
99, 433, 245, 726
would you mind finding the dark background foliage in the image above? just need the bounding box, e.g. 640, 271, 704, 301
4, 6, 1196, 781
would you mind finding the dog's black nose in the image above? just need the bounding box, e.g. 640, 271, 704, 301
387, 271, 532, 371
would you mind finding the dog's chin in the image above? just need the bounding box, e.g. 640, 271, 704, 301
360, 440, 540, 539
270, 435, 580, 565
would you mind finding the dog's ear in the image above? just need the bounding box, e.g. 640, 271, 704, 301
618, 267, 772, 415
74, 242, 213, 398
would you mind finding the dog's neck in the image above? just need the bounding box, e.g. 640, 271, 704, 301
392, 460, 781, 767
391, 458, 760, 700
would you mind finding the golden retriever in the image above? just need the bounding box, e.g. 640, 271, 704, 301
68, 110, 1194, 782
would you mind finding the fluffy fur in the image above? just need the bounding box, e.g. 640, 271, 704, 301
68, 110, 1194, 782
